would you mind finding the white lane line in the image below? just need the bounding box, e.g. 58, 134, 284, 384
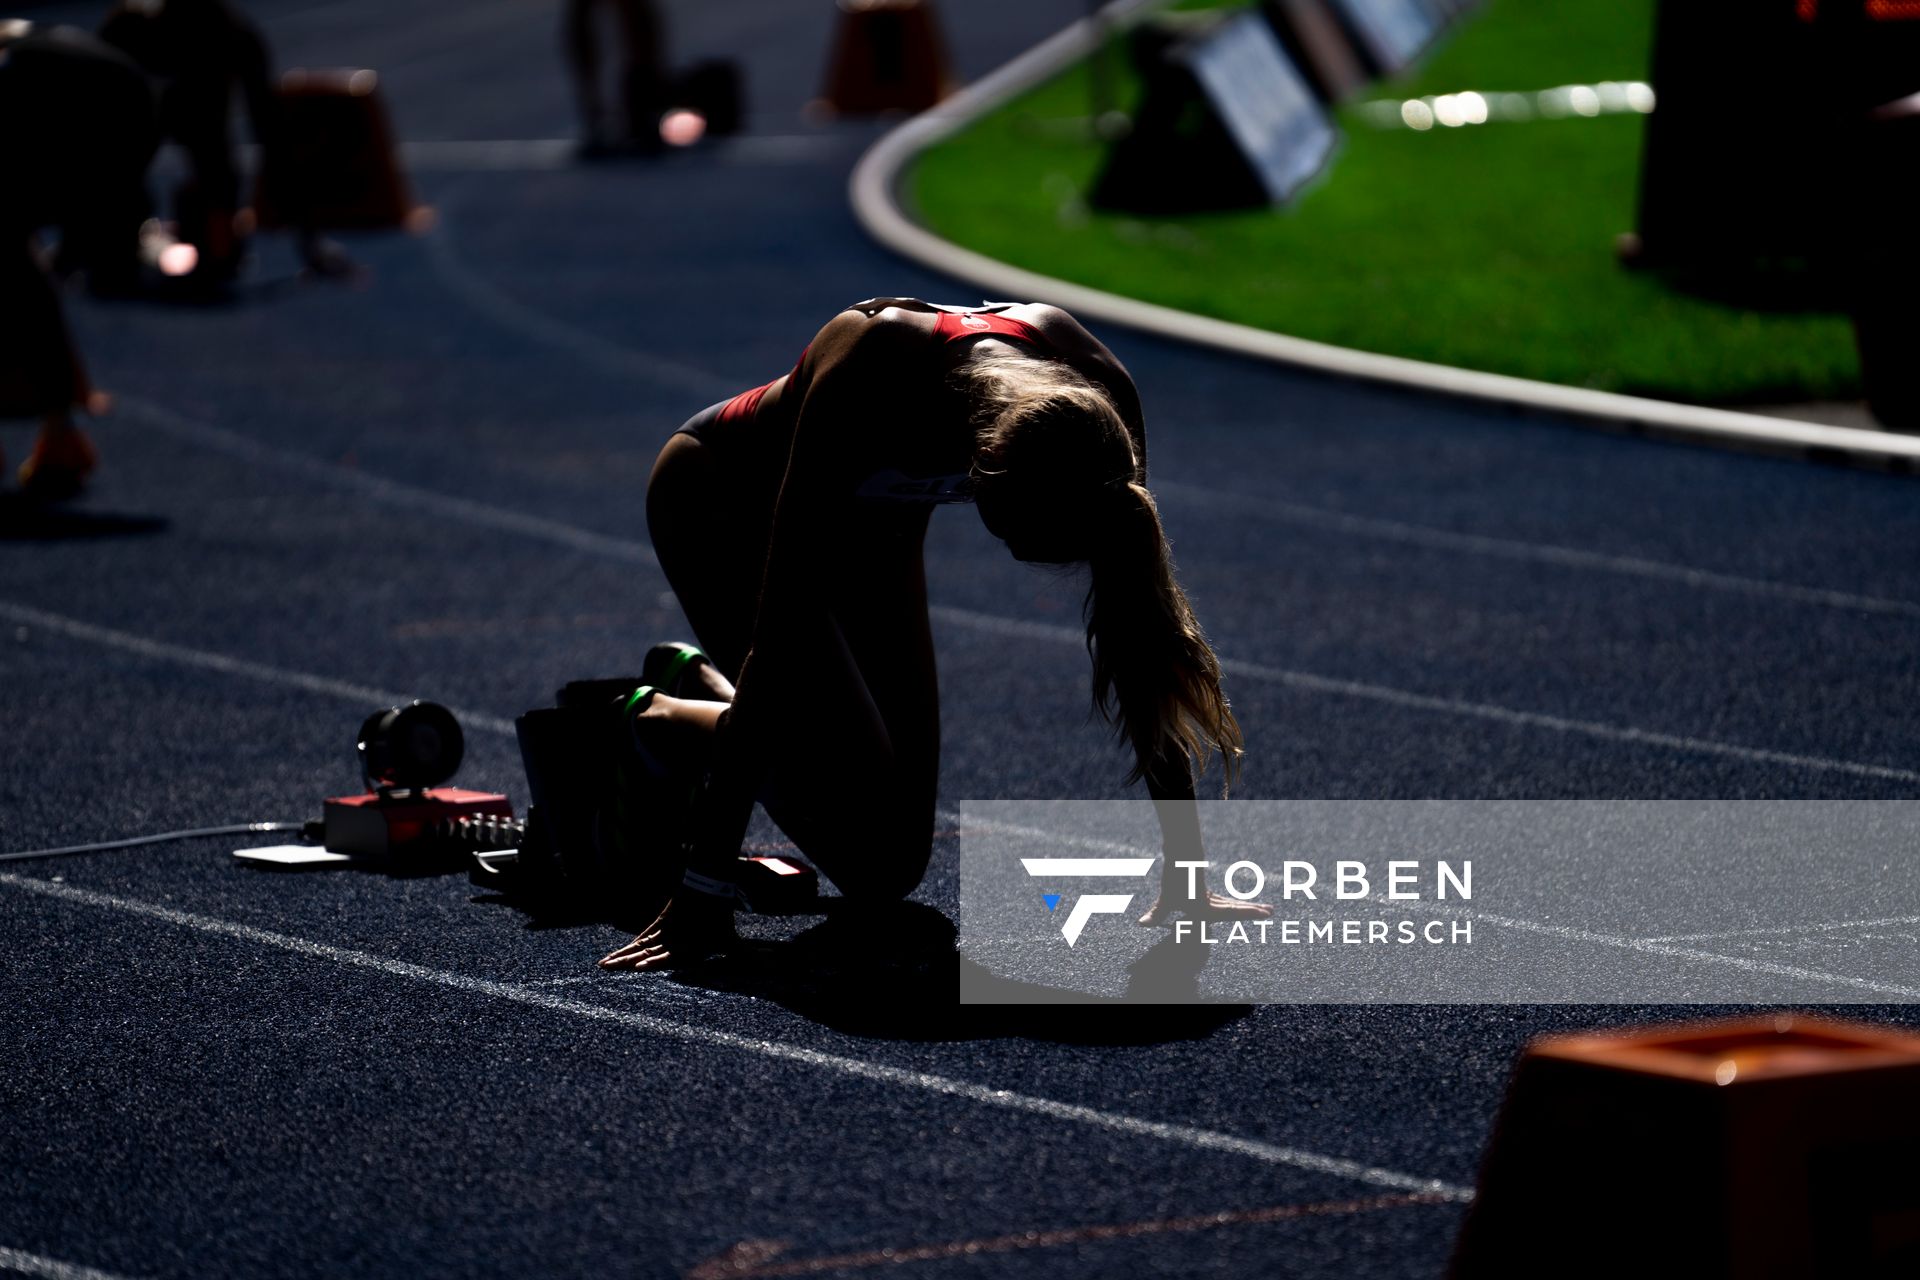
114, 397, 662, 568
1387, 895, 1920, 1001
0, 871, 1471, 1202
931, 607, 1920, 785
66, 404, 1920, 783
5, 597, 1908, 1000
0, 601, 516, 738
121, 361, 1920, 628
0, 1247, 136, 1280
392, 135, 854, 171
420, 199, 739, 400
9, 566, 1913, 791
1642, 914, 1920, 944
1150, 480, 1920, 623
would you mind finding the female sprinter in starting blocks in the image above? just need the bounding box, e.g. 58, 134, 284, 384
599, 298, 1271, 971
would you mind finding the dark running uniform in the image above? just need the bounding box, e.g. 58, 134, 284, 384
99, 0, 276, 217
0, 27, 158, 414
671, 302, 1057, 503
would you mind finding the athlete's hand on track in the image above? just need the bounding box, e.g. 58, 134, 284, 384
1137, 890, 1276, 928
599, 893, 737, 971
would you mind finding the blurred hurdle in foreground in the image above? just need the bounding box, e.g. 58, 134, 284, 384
1451, 1014, 1920, 1278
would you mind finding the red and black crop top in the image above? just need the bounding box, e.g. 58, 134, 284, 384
712, 306, 1052, 428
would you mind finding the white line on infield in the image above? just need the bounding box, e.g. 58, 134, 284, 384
0, 871, 1473, 1202
0, 1246, 136, 1280
846, 3, 1920, 475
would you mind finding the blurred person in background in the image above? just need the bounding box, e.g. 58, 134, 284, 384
599, 298, 1270, 972
0, 22, 157, 497
564, 0, 667, 154
100, 0, 347, 283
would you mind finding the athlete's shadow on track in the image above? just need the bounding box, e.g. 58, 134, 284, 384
675, 900, 1247, 1046
0, 494, 168, 541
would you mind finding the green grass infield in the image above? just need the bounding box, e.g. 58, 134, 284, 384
906, 0, 1862, 406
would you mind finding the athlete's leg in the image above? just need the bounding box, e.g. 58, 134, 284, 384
563, 0, 608, 147
761, 514, 939, 902
644, 429, 939, 901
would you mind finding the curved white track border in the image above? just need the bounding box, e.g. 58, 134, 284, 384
849, 1, 1920, 475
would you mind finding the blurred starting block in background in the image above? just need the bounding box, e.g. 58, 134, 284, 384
1450, 1014, 1920, 1279
817, 0, 955, 115
1260, 0, 1369, 104
252, 69, 427, 232
1091, 10, 1335, 215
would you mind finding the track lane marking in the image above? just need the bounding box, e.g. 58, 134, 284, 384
1149, 480, 1920, 622
0, 602, 515, 737
684, 1192, 1453, 1278
420, 197, 739, 399
0, 1247, 136, 1280
6, 599, 1914, 992
931, 608, 1920, 785
1368, 896, 1920, 1001
113, 397, 662, 568
1642, 914, 1920, 944
152, 182, 1920, 624
0, 871, 1472, 1202
67, 401, 1920, 784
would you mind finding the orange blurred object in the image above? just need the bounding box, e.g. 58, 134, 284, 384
1450, 1014, 1920, 1278
817, 0, 955, 115
17, 425, 99, 499
252, 68, 419, 231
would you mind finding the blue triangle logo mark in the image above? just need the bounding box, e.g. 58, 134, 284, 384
1042, 894, 1062, 913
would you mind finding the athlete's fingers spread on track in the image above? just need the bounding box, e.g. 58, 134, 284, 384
1136, 890, 1276, 927
599, 931, 662, 968
598, 896, 735, 970
1197, 891, 1276, 920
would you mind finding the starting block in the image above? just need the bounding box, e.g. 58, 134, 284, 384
322, 787, 513, 859
252, 68, 423, 231
735, 855, 819, 914
817, 0, 955, 115
1450, 1014, 1920, 1278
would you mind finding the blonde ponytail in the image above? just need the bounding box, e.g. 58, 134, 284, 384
955, 344, 1243, 791
1086, 482, 1243, 791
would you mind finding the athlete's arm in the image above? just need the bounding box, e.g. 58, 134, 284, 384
1136, 758, 1273, 926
